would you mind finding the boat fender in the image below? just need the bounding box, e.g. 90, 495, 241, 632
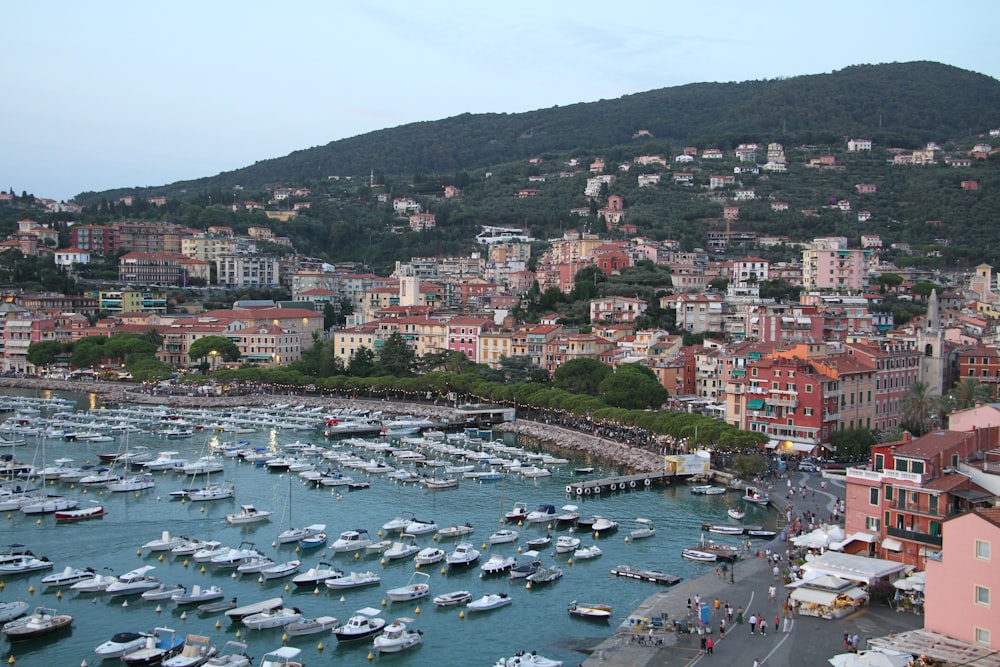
644, 479, 651, 487
565, 486, 573, 494
594, 486, 601, 494
630, 481, 637, 488
575, 488, 583, 495
584, 488, 591, 495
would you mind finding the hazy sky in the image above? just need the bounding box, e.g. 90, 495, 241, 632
4, 1, 998, 201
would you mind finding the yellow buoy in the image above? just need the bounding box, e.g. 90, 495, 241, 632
367, 651, 374, 661
180, 611, 186, 620
156, 497, 161, 501
547, 523, 552, 531
377, 530, 382, 538
517, 546, 522, 554
624, 537, 629, 544
8, 655, 14, 664
136, 549, 142, 557
215, 620, 221, 629
317, 642, 324, 652
281, 633, 288, 644
200, 507, 205, 513
82, 489, 87, 494
183, 560, 189, 568
414, 606, 420, 615
313, 587, 320, 596
294, 545, 300, 554
0, 582, 4, 590
440, 567, 446, 576
432, 534, 438, 542
414, 563, 420, 570
380, 599, 386, 607
98, 490, 104, 496
122, 600, 128, 608
594, 531, 599, 540
271, 542, 277, 548
284, 584, 290, 592
459, 610, 465, 619
525, 581, 532, 590
134, 492, 140, 499
6, 514, 10, 520
481, 543, 487, 550
354, 552, 359, 560
35, 519, 41, 526
200, 566, 206, 574
158, 554, 164, 562
568, 558, 573, 566
70, 485, 75, 490
235, 630, 241, 638
380, 558, 386, 567
56, 590, 62, 599
257, 577, 264, 584
231, 572, 237, 580
517, 520, 523, 527
155, 605, 161, 613
27, 586, 34, 595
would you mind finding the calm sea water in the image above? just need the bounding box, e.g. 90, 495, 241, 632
0, 389, 773, 666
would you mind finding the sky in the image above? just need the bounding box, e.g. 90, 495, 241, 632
3, 1, 998, 202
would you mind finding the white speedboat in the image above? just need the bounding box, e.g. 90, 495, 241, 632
556, 505, 579, 525
743, 486, 770, 505
204, 640, 251, 667
324, 570, 381, 590
527, 535, 551, 548
235, 557, 275, 575
162, 634, 217, 667
106, 565, 161, 596
436, 523, 474, 539
509, 559, 542, 580
242, 606, 302, 631
630, 518, 655, 539
143, 531, 188, 552
225, 505, 272, 525
481, 554, 516, 575
591, 517, 619, 535
489, 528, 519, 545
171, 584, 224, 606
404, 517, 438, 535
192, 541, 227, 562
1, 605, 72, 640
681, 548, 718, 562
277, 523, 325, 545
141, 583, 187, 601
432, 590, 471, 607
20, 495, 79, 514
0, 555, 54, 574
728, 508, 747, 520
386, 572, 430, 602
211, 543, 265, 569
333, 607, 386, 642
568, 601, 612, 620
554, 536, 580, 554
0, 600, 29, 623
260, 560, 300, 581
413, 547, 445, 565
504, 502, 528, 523
187, 482, 235, 502
331, 529, 372, 552
291, 563, 342, 588
285, 615, 339, 637
466, 593, 512, 612
256, 647, 302, 667
225, 597, 283, 622
373, 619, 422, 654
384, 534, 419, 561
121, 627, 184, 666
573, 545, 602, 560
41, 566, 95, 587
170, 538, 213, 557
381, 514, 413, 533
446, 542, 480, 568
108, 474, 156, 493
525, 504, 557, 523
71, 572, 117, 593
527, 565, 563, 584
94, 630, 153, 660
494, 650, 563, 666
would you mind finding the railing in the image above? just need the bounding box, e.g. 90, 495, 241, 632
766, 397, 799, 408
845, 468, 925, 485
887, 526, 942, 547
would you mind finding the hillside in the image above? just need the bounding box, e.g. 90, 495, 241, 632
76, 62, 1000, 202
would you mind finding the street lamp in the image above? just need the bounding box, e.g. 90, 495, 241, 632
208, 350, 219, 371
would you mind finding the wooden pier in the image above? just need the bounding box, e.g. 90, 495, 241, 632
564, 471, 676, 497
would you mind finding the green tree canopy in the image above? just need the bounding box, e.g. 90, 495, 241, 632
348, 346, 376, 377
71, 336, 108, 369
376, 333, 417, 377
830, 427, 876, 462
552, 358, 611, 395
597, 363, 668, 409
26, 340, 66, 368
104, 333, 158, 363
188, 335, 241, 363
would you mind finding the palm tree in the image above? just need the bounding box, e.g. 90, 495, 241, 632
947, 378, 993, 411
899, 381, 945, 436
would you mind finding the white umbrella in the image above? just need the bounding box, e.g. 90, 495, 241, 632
828, 650, 911, 667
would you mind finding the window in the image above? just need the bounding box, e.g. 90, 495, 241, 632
977, 540, 991, 561
976, 628, 991, 646
885, 486, 893, 501
911, 461, 924, 475
869, 488, 879, 505
865, 516, 880, 531
976, 586, 990, 606
874, 453, 884, 472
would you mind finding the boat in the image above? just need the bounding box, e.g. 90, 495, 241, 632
572, 467, 594, 475
432, 590, 472, 607
71, 572, 117, 593
610, 564, 681, 586
226, 505, 273, 525
94, 630, 154, 660
466, 593, 512, 612
257, 646, 304, 667
162, 634, 217, 667
494, 650, 563, 667
211, 543, 266, 569
413, 547, 445, 565
277, 523, 325, 545
592, 517, 619, 535
1, 605, 72, 641
242, 607, 302, 631
260, 560, 300, 581
384, 534, 419, 561
170, 538, 213, 557
690, 485, 727, 495
0, 554, 53, 574
373, 618, 422, 654
55, 503, 106, 521
0, 600, 28, 624
204, 641, 251, 667
291, 563, 342, 588
488, 528, 519, 544
743, 486, 770, 505
324, 570, 381, 590
225, 597, 284, 622
187, 482, 236, 502
481, 554, 517, 575
630, 518, 655, 540
504, 501, 529, 523
172, 585, 225, 606
386, 571, 431, 602
197, 598, 238, 615
108, 474, 156, 493
747, 528, 778, 538
527, 565, 563, 585
422, 476, 458, 489
554, 536, 581, 554
142, 583, 187, 601
144, 531, 189, 552
381, 514, 414, 533
708, 524, 745, 536
727, 507, 746, 520
696, 540, 741, 561
556, 505, 579, 525
568, 601, 612, 620
19, 494, 79, 515
509, 559, 542, 580
573, 544, 602, 560
192, 542, 227, 562
106, 565, 161, 596
446, 542, 480, 568
285, 615, 339, 637
331, 529, 372, 552
236, 557, 275, 575
526, 534, 551, 548
41, 565, 95, 587
365, 539, 392, 556
525, 504, 557, 523
121, 627, 184, 666
299, 532, 327, 550
333, 607, 386, 641
681, 548, 718, 562
404, 517, 438, 535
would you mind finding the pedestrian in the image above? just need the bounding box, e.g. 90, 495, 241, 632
782, 615, 791, 633
706, 636, 715, 654
736, 606, 743, 624
753, 660, 761, 667
852, 634, 860, 651
700, 635, 707, 652
715, 598, 721, 614
844, 632, 850, 649
768, 585, 776, 603
760, 619, 767, 637
749, 613, 757, 634
720, 618, 726, 636
774, 615, 780, 631
773, 564, 780, 580
728, 605, 735, 622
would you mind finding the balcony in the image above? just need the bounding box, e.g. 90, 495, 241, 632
824, 389, 843, 399
766, 396, 799, 408
886, 526, 942, 547
823, 410, 841, 421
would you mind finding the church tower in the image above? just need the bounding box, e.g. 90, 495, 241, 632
917, 289, 945, 396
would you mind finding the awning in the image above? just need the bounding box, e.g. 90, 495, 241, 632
747, 399, 765, 410
789, 443, 816, 453
881, 537, 903, 552
843, 586, 869, 601
790, 587, 839, 606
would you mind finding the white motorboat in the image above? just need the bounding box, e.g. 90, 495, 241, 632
554, 536, 581, 554
404, 517, 438, 535
727, 508, 746, 521
141, 583, 187, 601
436, 523, 474, 539
180, 456, 223, 476
242, 606, 302, 631
509, 559, 542, 580
446, 542, 480, 568
291, 563, 342, 588
144, 531, 188, 552
432, 590, 471, 607
384, 534, 419, 561
481, 554, 516, 575
260, 560, 300, 581
1, 605, 73, 640
365, 539, 392, 556
225, 597, 283, 622
373, 619, 422, 654
108, 474, 156, 493
71, 572, 117, 593
192, 542, 227, 562
0, 600, 29, 624
225, 505, 272, 525
324, 570, 381, 590
94, 630, 153, 660
121, 627, 184, 666
235, 557, 275, 575
142, 451, 186, 472
0, 554, 54, 574
525, 504, 557, 523
682, 548, 718, 562
527, 565, 563, 584
172, 584, 224, 606
331, 529, 372, 552
381, 514, 413, 533
494, 650, 563, 666
204, 641, 251, 667
162, 634, 217, 667
19, 495, 79, 514
504, 502, 528, 523
568, 601, 613, 620
466, 593, 512, 612
285, 615, 339, 637
41, 566, 95, 587
333, 607, 385, 642
186, 482, 235, 502
556, 505, 579, 525
630, 518, 656, 540
573, 545, 602, 560
211, 543, 265, 569
277, 523, 325, 545
55, 503, 106, 521
413, 547, 445, 565
386, 571, 431, 602
527, 534, 551, 548
591, 517, 619, 535
170, 538, 212, 557
743, 486, 770, 505
106, 565, 161, 596
489, 528, 519, 545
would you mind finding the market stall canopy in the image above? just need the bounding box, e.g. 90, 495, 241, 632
828, 650, 912, 667
891, 571, 925, 592
801, 552, 910, 586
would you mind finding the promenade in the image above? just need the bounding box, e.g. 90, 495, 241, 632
580, 471, 924, 667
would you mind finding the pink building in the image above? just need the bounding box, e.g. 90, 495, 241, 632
924, 509, 1000, 649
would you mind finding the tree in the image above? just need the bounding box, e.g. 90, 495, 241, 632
188, 335, 241, 365
104, 333, 158, 363
899, 380, 944, 436
830, 427, 876, 462
552, 358, 611, 395
26, 340, 65, 369
376, 333, 416, 377
947, 378, 993, 411
598, 363, 668, 409
71, 336, 108, 369
348, 346, 376, 377
877, 273, 903, 294
732, 454, 767, 481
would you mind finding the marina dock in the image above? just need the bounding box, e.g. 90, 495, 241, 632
564, 471, 675, 496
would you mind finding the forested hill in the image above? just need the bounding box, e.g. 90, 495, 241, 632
78, 61, 1000, 202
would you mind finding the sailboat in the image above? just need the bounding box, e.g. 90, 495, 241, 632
19, 434, 79, 514
277, 473, 324, 544
108, 429, 156, 493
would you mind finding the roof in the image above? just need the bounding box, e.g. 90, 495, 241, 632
892, 430, 969, 459
800, 552, 909, 585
